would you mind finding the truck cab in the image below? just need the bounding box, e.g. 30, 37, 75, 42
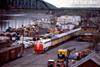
48, 59, 55, 67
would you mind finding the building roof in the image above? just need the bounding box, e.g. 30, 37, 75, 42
71, 52, 100, 67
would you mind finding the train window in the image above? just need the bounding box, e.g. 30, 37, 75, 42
43, 36, 47, 39
33, 37, 40, 41
33, 37, 36, 41
36, 37, 40, 40
47, 36, 52, 38
39, 36, 48, 39
34, 35, 52, 40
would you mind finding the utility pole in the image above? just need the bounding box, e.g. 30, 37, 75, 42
36, 0, 38, 10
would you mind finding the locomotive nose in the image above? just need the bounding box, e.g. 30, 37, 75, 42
33, 41, 44, 54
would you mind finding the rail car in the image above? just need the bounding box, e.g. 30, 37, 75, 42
76, 27, 98, 42
0, 35, 24, 65
33, 28, 81, 54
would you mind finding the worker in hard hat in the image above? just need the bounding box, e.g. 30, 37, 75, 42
58, 49, 70, 61
58, 49, 66, 61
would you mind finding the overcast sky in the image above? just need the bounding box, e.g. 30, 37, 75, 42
44, 0, 71, 7
44, 0, 100, 8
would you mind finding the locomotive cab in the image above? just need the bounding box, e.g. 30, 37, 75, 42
33, 34, 52, 54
